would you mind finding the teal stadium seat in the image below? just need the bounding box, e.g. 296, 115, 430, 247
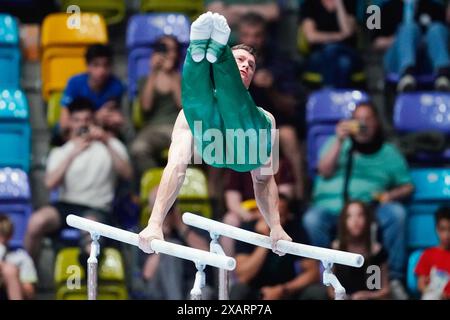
0, 89, 31, 171
0, 14, 20, 88
407, 249, 424, 297
407, 168, 449, 249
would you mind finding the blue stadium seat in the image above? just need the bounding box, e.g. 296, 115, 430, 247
126, 13, 190, 98
0, 14, 20, 89
0, 167, 32, 248
394, 93, 450, 133
394, 92, 450, 164
406, 168, 449, 249
0, 89, 31, 171
407, 249, 424, 298
306, 89, 369, 175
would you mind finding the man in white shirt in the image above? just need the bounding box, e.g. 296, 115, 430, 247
24, 98, 132, 260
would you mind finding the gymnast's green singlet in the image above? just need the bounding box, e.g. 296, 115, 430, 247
181, 44, 272, 172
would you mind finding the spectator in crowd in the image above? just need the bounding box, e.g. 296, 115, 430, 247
300, 0, 363, 88
415, 207, 450, 300
303, 102, 414, 299
24, 98, 132, 261
94, 99, 126, 139
237, 12, 306, 199
205, 0, 280, 44
130, 36, 182, 183
0, 214, 37, 300
372, 0, 450, 92
221, 158, 295, 256
231, 194, 327, 300
59, 44, 125, 136
141, 190, 212, 299
331, 201, 390, 300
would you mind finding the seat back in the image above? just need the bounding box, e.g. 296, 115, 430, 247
0, 14, 20, 88
47, 91, 63, 128
0, 89, 31, 171
407, 249, 424, 297
60, 0, 126, 25
54, 247, 127, 299
41, 13, 108, 48
140, 0, 204, 20
306, 89, 369, 124
139, 167, 212, 226
126, 13, 190, 98
394, 93, 450, 134
406, 168, 449, 249
394, 92, 450, 164
0, 167, 32, 248
0, 167, 31, 201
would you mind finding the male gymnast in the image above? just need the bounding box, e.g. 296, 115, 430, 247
139, 12, 292, 255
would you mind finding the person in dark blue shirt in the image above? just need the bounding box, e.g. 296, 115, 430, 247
230, 194, 328, 300
59, 44, 125, 134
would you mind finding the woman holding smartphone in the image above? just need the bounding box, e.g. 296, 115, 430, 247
130, 36, 183, 183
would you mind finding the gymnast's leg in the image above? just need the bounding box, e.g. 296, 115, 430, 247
181, 12, 216, 128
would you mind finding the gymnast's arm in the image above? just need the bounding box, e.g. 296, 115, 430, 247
251, 111, 292, 255
138, 110, 193, 253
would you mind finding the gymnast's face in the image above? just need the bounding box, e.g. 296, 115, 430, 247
232, 49, 256, 89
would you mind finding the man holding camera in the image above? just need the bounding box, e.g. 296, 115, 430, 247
302, 102, 414, 299
25, 98, 132, 261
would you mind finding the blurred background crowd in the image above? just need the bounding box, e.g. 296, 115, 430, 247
0, 0, 449, 300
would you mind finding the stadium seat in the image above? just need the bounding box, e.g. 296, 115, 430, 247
0, 167, 32, 248
406, 168, 449, 249
394, 92, 450, 164
126, 13, 190, 99
140, 0, 204, 20
0, 14, 20, 89
407, 249, 424, 297
61, 0, 126, 25
47, 91, 62, 128
54, 247, 128, 300
306, 89, 369, 175
139, 167, 212, 227
0, 89, 31, 172
41, 13, 108, 100
131, 98, 144, 129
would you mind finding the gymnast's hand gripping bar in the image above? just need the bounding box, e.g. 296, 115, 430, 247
66, 214, 236, 271
182, 212, 364, 268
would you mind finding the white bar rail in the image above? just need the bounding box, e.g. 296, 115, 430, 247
182, 212, 364, 268
66, 214, 236, 271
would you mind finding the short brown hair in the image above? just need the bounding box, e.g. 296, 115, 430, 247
0, 214, 14, 240
231, 44, 257, 62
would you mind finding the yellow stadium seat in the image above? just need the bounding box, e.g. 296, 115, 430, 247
54, 247, 128, 300
140, 0, 204, 20
47, 91, 63, 128
42, 48, 87, 100
132, 98, 144, 129
140, 167, 212, 227
41, 13, 108, 100
61, 0, 126, 25
41, 13, 108, 48
297, 25, 310, 56
56, 284, 128, 300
